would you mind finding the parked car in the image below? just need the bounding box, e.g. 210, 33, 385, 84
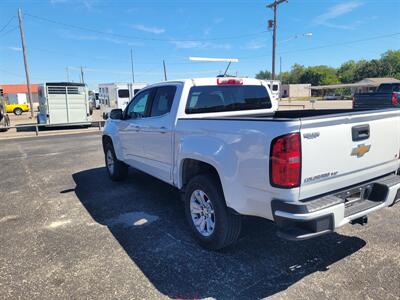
323, 94, 344, 100
102, 77, 400, 250
353, 83, 400, 109
6, 103, 30, 115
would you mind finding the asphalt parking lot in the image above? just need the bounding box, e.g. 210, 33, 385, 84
1, 132, 399, 299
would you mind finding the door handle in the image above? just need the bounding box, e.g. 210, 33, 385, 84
159, 126, 167, 134
134, 125, 140, 132
352, 124, 370, 141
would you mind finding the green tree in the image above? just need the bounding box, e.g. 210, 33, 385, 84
255, 70, 272, 79
353, 59, 385, 81
337, 60, 357, 83
381, 50, 400, 79
287, 64, 305, 83
300, 65, 339, 86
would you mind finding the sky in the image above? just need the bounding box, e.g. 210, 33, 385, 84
0, 0, 399, 89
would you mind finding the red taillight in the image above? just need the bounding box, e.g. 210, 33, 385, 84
391, 93, 398, 106
217, 78, 243, 85
270, 133, 301, 188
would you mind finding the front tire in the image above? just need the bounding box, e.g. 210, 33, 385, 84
13, 108, 23, 116
184, 174, 241, 250
104, 142, 128, 181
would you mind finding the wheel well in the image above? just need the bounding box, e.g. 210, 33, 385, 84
102, 135, 113, 152
181, 159, 221, 190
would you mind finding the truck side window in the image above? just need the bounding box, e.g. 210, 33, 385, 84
125, 89, 152, 119
150, 86, 177, 117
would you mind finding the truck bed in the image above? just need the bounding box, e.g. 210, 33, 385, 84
180, 109, 380, 120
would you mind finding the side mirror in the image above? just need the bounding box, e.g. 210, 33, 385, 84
109, 109, 123, 120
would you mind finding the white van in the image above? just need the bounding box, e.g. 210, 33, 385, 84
98, 83, 147, 112
264, 80, 281, 101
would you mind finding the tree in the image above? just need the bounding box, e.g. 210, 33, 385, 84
381, 50, 400, 79
254, 49, 400, 84
300, 65, 339, 86
353, 59, 385, 81
337, 60, 357, 83
287, 64, 305, 84
255, 70, 272, 80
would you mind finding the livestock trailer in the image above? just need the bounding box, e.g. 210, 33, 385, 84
98, 82, 147, 112
37, 82, 91, 125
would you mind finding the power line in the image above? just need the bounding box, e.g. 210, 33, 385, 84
24, 12, 267, 42
239, 32, 400, 60
0, 26, 18, 37
0, 16, 15, 33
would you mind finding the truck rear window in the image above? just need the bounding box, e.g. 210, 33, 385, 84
377, 84, 400, 93
186, 85, 271, 114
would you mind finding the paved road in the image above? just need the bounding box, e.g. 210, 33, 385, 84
0, 132, 399, 299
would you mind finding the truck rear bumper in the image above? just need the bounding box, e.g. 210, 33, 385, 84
271, 174, 400, 241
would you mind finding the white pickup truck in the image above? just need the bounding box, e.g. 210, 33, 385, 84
102, 77, 400, 250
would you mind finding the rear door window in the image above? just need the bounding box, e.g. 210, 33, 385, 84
150, 86, 177, 117
186, 85, 271, 114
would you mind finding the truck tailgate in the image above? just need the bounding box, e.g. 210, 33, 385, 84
299, 109, 400, 199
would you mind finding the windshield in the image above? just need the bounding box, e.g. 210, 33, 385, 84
186, 85, 271, 114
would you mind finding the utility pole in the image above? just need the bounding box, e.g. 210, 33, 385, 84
267, 0, 287, 80
17, 8, 34, 119
279, 56, 282, 80
130, 49, 135, 83
80, 66, 85, 84
163, 60, 167, 81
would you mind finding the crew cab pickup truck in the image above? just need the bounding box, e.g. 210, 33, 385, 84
353, 82, 400, 109
102, 77, 400, 250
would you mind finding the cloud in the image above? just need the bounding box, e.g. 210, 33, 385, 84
58, 29, 143, 46
7, 46, 22, 52
131, 24, 165, 34
171, 41, 231, 50
245, 40, 266, 50
314, 1, 364, 29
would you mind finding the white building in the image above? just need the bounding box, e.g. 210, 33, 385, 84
281, 84, 311, 98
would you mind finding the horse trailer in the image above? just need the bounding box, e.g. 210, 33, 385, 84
37, 82, 91, 125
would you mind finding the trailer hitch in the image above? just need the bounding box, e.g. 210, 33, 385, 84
350, 215, 368, 226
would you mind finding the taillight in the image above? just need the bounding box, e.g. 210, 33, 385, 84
270, 133, 301, 188
391, 93, 398, 106
217, 78, 243, 85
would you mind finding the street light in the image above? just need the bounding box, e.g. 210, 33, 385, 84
278, 32, 312, 80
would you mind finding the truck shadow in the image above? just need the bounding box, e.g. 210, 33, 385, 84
71, 167, 366, 299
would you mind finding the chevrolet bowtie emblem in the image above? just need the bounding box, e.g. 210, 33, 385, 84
351, 144, 371, 158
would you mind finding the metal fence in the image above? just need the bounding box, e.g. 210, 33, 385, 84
1, 121, 105, 136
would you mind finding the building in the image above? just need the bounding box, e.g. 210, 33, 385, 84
0, 84, 40, 104
354, 78, 400, 93
310, 77, 400, 95
280, 84, 311, 98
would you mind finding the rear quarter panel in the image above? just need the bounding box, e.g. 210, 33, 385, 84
175, 118, 300, 219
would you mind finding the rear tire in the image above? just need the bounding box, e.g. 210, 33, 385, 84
184, 174, 241, 250
13, 108, 23, 116
104, 142, 128, 181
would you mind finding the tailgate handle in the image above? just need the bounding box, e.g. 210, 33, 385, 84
352, 124, 370, 141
